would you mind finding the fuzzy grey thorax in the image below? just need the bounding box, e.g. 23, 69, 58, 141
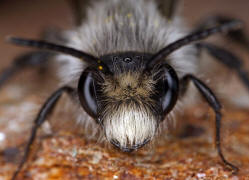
57, 0, 197, 88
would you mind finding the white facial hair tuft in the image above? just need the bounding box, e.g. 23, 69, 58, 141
103, 104, 157, 148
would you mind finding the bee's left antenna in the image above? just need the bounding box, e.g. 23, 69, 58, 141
147, 21, 243, 68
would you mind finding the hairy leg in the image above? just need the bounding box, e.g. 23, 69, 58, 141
180, 74, 239, 172
11, 86, 74, 180
196, 42, 249, 91
0, 51, 54, 89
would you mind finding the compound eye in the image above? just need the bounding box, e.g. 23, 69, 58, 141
155, 64, 179, 117
78, 68, 98, 118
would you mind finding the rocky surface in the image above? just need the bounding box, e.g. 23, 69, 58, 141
0, 95, 249, 179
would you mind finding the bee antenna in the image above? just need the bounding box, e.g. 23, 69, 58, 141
147, 21, 243, 68
7, 37, 107, 71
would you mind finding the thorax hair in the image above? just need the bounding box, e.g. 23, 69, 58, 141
56, 0, 198, 88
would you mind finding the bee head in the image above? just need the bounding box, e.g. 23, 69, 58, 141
78, 52, 179, 152
11, 34, 210, 151
9, 22, 240, 151
8, 37, 179, 151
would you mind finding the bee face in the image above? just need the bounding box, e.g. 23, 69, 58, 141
100, 71, 159, 151
78, 52, 179, 151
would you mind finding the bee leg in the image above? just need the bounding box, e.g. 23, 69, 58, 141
180, 74, 239, 173
196, 42, 249, 91
156, 0, 180, 20
195, 15, 249, 52
0, 51, 54, 89
11, 86, 74, 180
66, 0, 91, 26
0, 26, 67, 89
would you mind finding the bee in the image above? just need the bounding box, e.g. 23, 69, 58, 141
1, 0, 249, 179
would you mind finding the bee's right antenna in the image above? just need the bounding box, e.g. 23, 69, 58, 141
7, 37, 108, 72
